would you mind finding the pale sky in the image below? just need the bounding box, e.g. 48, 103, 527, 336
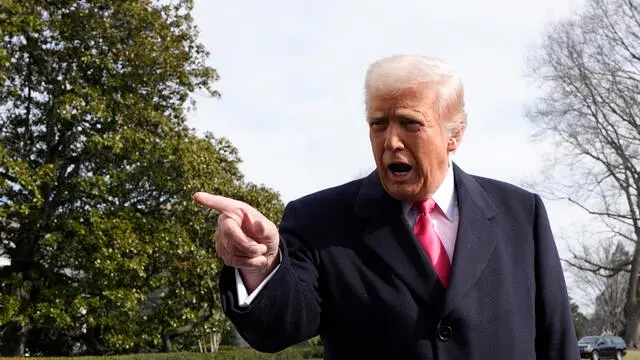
189, 0, 593, 307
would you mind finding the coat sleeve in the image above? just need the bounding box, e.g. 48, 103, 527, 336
218, 200, 322, 353
533, 194, 580, 360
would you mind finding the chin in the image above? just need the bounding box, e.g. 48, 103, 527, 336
376, 169, 423, 201
383, 184, 420, 203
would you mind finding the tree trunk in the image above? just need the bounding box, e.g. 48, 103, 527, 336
1, 264, 36, 357
161, 307, 213, 352
625, 305, 640, 348
623, 222, 640, 348
81, 326, 111, 355
209, 332, 220, 352
0, 322, 30, 357
162, 336, 173, 353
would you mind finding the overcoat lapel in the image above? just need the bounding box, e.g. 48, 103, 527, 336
356, 171, 444, 307
442, 164, 499, 315
355, 164, 500, 314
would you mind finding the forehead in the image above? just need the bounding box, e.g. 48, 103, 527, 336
366, 83, 437, 115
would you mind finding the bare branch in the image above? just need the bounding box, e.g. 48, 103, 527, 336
524, 1, 640, 341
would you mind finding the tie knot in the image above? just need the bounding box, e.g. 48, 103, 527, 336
413, 198, 437, 214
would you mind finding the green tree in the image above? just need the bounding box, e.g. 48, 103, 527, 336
570, 297, 589, 340
0, 0, 284, 356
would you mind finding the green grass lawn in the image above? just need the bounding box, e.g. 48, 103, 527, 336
26, 348, 640, 360
28, 346, 323, 360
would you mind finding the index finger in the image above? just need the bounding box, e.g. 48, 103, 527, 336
192, 192, 244, 216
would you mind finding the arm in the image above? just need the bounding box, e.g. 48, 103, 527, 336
533, 194, 580, 360
219, 200, 322, 353
235, 251, 281, 307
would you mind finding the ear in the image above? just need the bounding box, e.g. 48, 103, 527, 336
447, 126, 463, 152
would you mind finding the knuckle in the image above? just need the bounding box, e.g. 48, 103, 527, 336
221, 252, 236, 266
218, 218, 234, 233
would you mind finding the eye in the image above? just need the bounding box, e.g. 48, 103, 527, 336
401, 119, 422, 132
368, 118, 388, 131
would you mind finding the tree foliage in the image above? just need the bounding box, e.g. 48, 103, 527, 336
525, 0, 640, 347
571, 297, 590, 340
0, 0, 284, 356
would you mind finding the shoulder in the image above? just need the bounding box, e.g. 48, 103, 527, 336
296, 177, 364, 204
283, 175, 365, 219
471, 174, 537, 200
459, 171, 553, 237
456, 166, 544, 217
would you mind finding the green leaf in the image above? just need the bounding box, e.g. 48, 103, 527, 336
0, 0, 283, 355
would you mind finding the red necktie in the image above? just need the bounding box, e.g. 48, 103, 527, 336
413, 198, 451, 287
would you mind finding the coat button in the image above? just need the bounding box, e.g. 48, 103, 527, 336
437, 325, 453, 341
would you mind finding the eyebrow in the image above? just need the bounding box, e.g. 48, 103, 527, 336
394, 109, 423, 119
366, 113, 386, 123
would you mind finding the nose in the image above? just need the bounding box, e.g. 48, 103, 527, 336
384, 124, 404, 151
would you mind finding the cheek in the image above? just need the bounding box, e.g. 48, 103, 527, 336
369, 134, 384, 154
412, 150, 432, 177
368, 131, 376, 145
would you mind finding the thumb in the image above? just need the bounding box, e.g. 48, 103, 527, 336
241, 208, 278, 243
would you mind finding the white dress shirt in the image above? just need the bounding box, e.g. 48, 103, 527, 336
401, 164, 459, 263
235, 164, 460, 307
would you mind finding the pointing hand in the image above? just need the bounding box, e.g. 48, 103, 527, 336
192, 192, 280, 278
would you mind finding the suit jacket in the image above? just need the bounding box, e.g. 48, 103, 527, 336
219, 164, 580, 360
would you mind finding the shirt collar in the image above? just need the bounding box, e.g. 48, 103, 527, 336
402, 163, 456, 221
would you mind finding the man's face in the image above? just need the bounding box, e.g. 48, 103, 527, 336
367, 83, 460, 203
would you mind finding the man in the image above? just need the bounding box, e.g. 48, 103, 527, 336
193, 55, 580, 359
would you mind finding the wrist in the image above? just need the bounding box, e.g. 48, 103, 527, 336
239, 254, 280, 293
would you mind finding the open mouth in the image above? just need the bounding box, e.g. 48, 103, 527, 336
388, 162, 412, 177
